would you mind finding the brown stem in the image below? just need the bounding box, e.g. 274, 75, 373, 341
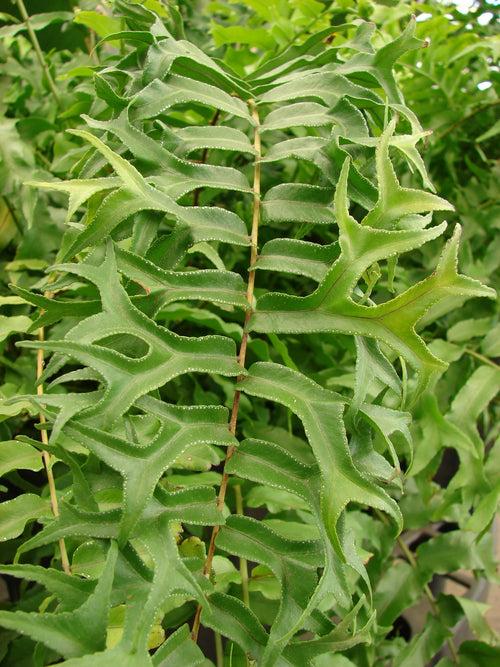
464, 347, 498, 370
191, 100, 261, 641
2, 196, 23, 235
436, 100, 500, 141
37, 291, 71, 575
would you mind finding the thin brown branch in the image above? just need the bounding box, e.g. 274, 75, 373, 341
37, 291, 71, 575
464, 347, 499, 370
436, 100, 500, 141
191, 100, 261, 641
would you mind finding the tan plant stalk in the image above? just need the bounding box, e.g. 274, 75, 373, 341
191, 99, 261, 641
36, 291, 71, 575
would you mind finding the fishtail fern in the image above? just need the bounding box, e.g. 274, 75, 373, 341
0, 3, 495, 666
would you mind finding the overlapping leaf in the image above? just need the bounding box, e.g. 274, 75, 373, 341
237, 363, 401, 556
251, 139, 494, 394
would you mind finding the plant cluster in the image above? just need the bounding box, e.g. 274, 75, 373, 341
0, 1, 498, 666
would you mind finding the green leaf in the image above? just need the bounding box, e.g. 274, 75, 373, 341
0, 12, 72, 38
251, 157, 492, 394
63, 398, 232, 541
0, 563, 94, 611
477, 119, 500, 143
254, 239, 338, 282
0, 542, 118, 658
263, 185, 335, 225
73, 10, 122, 38
465, 481, 500, 533
259, 72, 382, 107
449, 366, 500, 431
238, 362, 402, 558
458, 640, 500, 666
482, 323, 500, 357
212, 23, 275, 50
261, 103, 333, 131
416, 531, 497, 580
82, 113, 251, 197
152, 624, 208, 666
201, 593, 269, 663
114, 245, 247, 309
360, 118, 453, 229
48, 129, 249, 257
217, 515, 322, 664
447, 317, 491, 343
131, 75, 253, 123
246, 486, 309, 512
374, 560, 423, 627
454, 598, 498, 645
18, 243, 243, 430
0, 314, 32, 342
0, 494, 48, 541
202, 592, 371, 665
225, 437, 353, 607
172, 125, 256, 156
142, 33, 248, 96
0, 440, 43, 476
336, 18, 423, 103
393, 611, 452, 667
71, 541, 107, 579
351, 337, 401, 412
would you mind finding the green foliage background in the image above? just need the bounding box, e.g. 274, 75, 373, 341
0, 1, 498, 665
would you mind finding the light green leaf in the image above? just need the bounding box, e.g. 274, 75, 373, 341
0, 494, 48, 541
0, 314, 32, 342
212, 23, 276, 50
0, 12, 72, 38
374, 560, 423, 627
263, 184, 334, 225
152, 624, 208, 666
0, 440, 43, 476
0, 542, 118, 658
252, 159, 491, 394
238, 362, 401, 558
465, 482, 500, 534
0, 563, 94, 611
73, 10, 122, 38
254, 239, 338, 282
447, 317, 491, 343
482, 323, 500, 357
131, 75, 253, 123
261, 103, 333, 131
454, 598, 498, 645
361, 118, 453, 229
217, 515, 322, 664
